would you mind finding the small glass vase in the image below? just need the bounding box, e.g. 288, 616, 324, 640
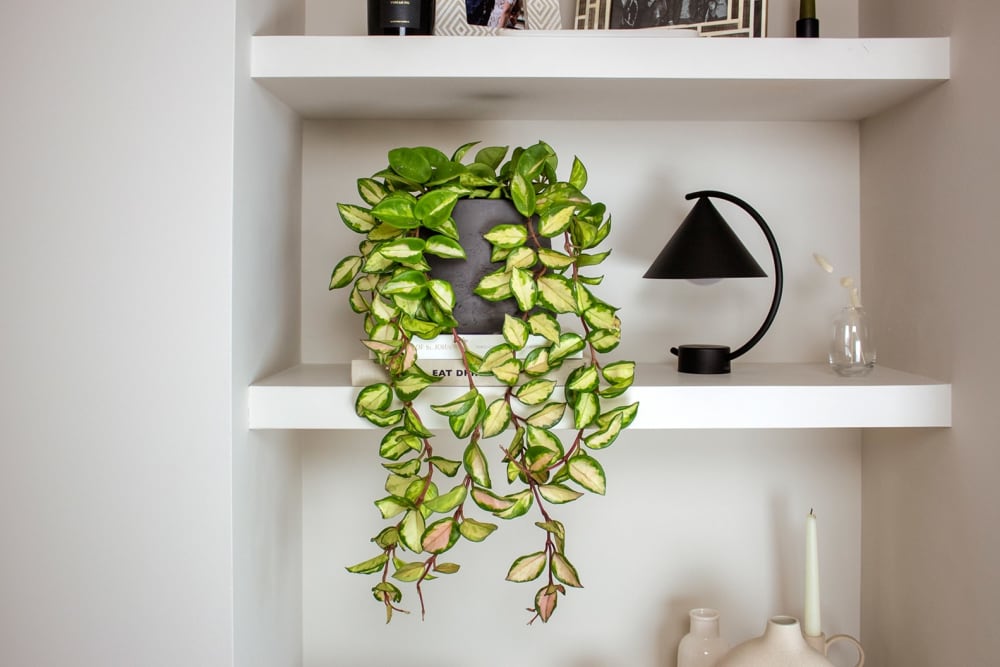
678, 608, 729, 667
829, 306, 876, 377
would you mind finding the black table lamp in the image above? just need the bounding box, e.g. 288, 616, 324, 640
643, 190, 783, 374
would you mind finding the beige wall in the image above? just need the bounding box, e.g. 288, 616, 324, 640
860, 2, 1000, 665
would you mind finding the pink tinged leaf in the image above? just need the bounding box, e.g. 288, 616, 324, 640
421, 518, 459, 554
535, 585, 559, 623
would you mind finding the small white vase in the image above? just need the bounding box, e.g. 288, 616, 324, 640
678, 608, 729, 667
715, 616, 837, 667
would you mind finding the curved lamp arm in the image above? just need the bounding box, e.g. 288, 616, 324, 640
680, 190, 783, 362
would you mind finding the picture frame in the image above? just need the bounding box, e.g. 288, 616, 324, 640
435, 0, 562, 35
575, 0, 767, 37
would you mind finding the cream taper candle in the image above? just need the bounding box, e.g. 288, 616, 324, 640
804, 509, 821, 637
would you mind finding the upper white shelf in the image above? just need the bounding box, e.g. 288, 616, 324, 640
250, 35, 950, 121
248, 363, 951, 430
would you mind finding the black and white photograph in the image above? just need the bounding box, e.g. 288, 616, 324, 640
577, 0, 767, 36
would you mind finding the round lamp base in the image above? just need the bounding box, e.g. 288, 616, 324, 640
674, 344, 732, 374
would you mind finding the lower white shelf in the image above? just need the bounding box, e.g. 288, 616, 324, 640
247, 363, 951, 430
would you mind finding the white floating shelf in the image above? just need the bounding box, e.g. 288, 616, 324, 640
250, 36, 949, 121
248, 363, 951, 430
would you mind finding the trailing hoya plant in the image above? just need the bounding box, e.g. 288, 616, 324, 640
329, 140, 638, 624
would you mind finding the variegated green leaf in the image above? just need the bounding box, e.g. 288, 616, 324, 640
522, 347, 552, 376
368, 295, 398, 323
479, 344, 514, 373
459, 517, 498, 542
526, 425, 564, 456
551, 552, 583, 588
491, 358, 522, 386
569, 155, 588, 190
474, 269, 513, 301
505, 246, 537, 270
495, 490, 533, 520
583, 303, 620, 330
537, 274, 577, 314
514, 378, 557, 406
526, 446, 558, 473
381, 270, 427, 298
357, 177, 386, 206
510, 171, 536, 218
424, 235, 466, 259
399, 509, 426, 552
392, 561, 426, 582
505, 551, 547, 583
361, 249, 393, 274
463, 438, 491, 488
510, 267, 538, 311
568, 454, 606, 495
537, 248, 575, 270
550, 333, 585, 362
338, 203, 377, 233
379, 238, 425, 262
430, 389, 479, 417
423, 485, 467, 513
379, 428, 422, 460
528, 312, 561, 343
356, 383, 393, 415
584, 413, 623, 450
375, 495, 411, 519
526, 402, 566, 429
602, 360, 636, 385
346, 552, 389, 575
502, 314, 531, 349
372, 193, 420, 229
428, 456, 462, 477
571, 391, 599, 429
484, 223, 528, 249
434, 562, 461, 574
596, 402, 640, 430
566, 365, 600, 392
373, 526, 400, 549
382, 457, 421, 476
538, 204, 575, 237
427, 279, 456, 313
394, 366, 438, 402
449, 393, 486, 439
538, 484, 583, 504
587, 327, 621, 352
481, 398, 512, 438
329, 255, 363, 289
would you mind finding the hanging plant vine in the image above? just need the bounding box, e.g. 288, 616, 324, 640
329, 140, 638, 623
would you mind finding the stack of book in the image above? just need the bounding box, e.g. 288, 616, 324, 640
351, 334, 581, 387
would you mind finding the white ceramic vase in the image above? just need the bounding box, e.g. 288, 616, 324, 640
715, 616, 837, 667
678, 608, 729, 667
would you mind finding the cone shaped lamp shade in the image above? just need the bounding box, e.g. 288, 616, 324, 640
644, 191, 783, 374
643, 197, 766, 280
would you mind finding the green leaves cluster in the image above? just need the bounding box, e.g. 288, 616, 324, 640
331, 141, 638, 624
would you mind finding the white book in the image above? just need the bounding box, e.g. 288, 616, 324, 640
369, 333, 582, 360
351, 358, 584, 387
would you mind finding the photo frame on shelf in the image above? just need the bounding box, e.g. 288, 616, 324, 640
575, 0, 767, 37
435, 0, 562, 35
